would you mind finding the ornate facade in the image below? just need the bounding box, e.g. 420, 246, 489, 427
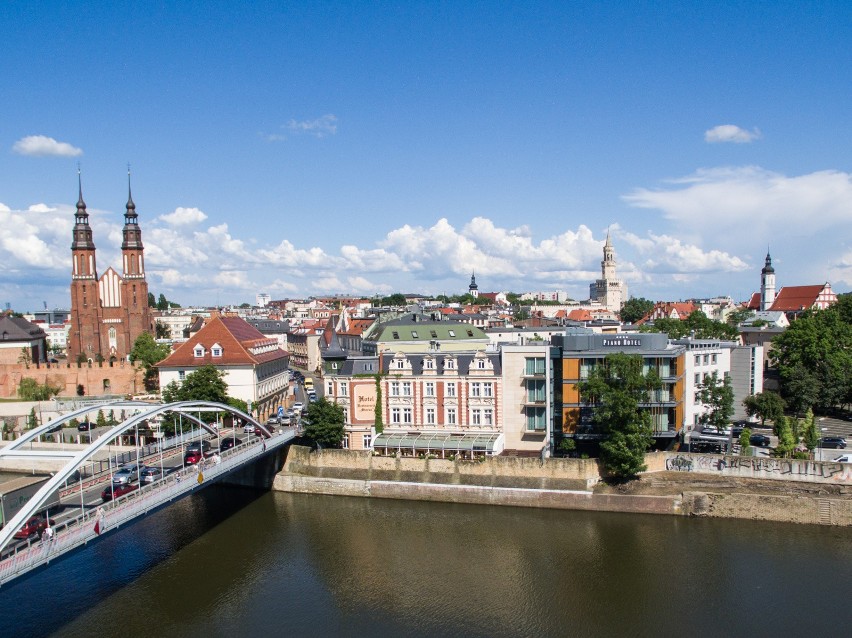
68, 171, 153, 361
589, 230, 627, 312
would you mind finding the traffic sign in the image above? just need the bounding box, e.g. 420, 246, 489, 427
278, 406, 285, 417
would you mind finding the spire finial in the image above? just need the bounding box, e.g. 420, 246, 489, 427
76, 163, 86, 211
126, 163, 136, 213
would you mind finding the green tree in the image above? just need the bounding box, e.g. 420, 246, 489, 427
148, 292, 156, 307
27, 408, 38, 429
303, 397, 345, 448
577, 353, 661, 481
772, 416, 796, 458
379, 293, 407, 307
619, 297, 654, 324
726, 308, 754, 327
641, 310, 739, 340
157, 293, 169, 311
374, 374, 384, 434
696, 372, 734, 431
739, 427, 752, 456
161, 365, 228, 403
69, 417, 80, 429
17, 378, 61, 401
130, 332, 171, 391
96, 409, 107, 428
18, 347, 32, 368
155, 321, 170, 339
802, 408, 819, 453
743, 392, 786, 427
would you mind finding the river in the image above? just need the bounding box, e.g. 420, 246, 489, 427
1, 485, 850, 637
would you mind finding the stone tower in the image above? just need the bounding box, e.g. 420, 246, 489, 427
760, 252, 776, 311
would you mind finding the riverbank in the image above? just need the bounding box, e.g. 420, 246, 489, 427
275, 446, 852, 526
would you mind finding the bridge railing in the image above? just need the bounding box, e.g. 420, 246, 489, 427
0, 428, 295, 586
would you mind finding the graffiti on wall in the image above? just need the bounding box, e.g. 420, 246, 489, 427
664, 454, 852, 483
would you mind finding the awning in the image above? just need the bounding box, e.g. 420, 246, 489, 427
373, 431, 503, 454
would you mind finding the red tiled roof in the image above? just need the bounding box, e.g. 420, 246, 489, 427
157, 316, 287, 368
769, 285, 826, 312
567, 309, 594, 321
746, 292, 761, 311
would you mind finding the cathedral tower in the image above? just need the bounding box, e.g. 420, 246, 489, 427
760, 251, 776, 311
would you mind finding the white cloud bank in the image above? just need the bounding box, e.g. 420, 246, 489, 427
704, 124, 761, 143
12, 135, 83, 157
285, 114, 338, 138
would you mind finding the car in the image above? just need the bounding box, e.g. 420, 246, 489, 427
308, 394, 317, 403
184, 450, 203, 465
77, 421, 95, 431
186, 440, 211, 454
244, 421, 259, 433
266, 416, 279, 425
102, 482, 138, 502
749, 433, 771, 447
112, 463, 145, 485
140, 466, 164, 484
819, 437, 847, 449
292, 402, 304, 412
731, 424, 750, 437
279, 414, 291, 425
220, 437, 242, 451
14, 515, 55, 540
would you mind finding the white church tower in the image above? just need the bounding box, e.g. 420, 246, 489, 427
589, 229, 628, 312
760, 252, 776, 311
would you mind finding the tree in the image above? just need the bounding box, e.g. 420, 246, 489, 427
696, 372, 734, 431
303, 397, 345, 448
374, 374, 384, 434
577, 353, 660, 481
155, 321, 170, 339
641, 310, 739, 340
148, 292, 157, 307
802, 408, 820, 453
162, 365, 228, 403
772, 416, 796, 458
157, 293, 169, 311
743, 392, 785, 427
18, 347, 32, 368
738, 428, 752, 456
726, 308, 754, 327
130, 332, 171, 391
619, 297, 654, 324
27, 408, 38, 429
18, 378, 61, 401
96, 409, 107, 428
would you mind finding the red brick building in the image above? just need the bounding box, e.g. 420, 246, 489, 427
68, 172, 153, 362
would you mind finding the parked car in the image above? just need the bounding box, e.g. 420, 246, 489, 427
112, 463, 145, 485
140, 466, 164, 484
307, 392, 317, 403
292, 402, 304, 412
749, 433, 771, 447
244, 421, 259, 434
186, 440, 211, 454
102, 482, 138, 502
14, 515, 55, 540
819, 437, 847, 449
220, 437, 242, 451
77, 421, 95, 431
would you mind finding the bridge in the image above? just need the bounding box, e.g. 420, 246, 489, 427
0, 400, 296, 588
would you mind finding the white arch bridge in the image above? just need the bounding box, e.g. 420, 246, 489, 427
0, 400, 296, 588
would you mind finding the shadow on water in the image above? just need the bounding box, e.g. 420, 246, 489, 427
0, 484, 265, 638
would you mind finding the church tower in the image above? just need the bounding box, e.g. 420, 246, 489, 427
760, 251, 776, 311
68, 169, 154, 363
468, 271, 479, 299
68, 170, 103, 360
589, 228, 628, 312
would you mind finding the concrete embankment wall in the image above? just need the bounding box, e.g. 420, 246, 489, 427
276, 446, 852, 526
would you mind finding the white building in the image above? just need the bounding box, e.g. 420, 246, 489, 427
588, 230, 628, 312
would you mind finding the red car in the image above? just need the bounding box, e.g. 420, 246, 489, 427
101, 482, 138, 502
14, 516, 56, 540
184, 449, 205, 465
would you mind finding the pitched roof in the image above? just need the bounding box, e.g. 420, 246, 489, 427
769, 285, 828, 312
746, 292, 761, 311
157, 316, 287, 368
0, 315, 47, 341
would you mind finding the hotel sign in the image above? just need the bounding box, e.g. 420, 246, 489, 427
602, 338, 641, 347
354, 384, 377, 421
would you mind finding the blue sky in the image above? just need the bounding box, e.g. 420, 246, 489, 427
2, 1, 851, 311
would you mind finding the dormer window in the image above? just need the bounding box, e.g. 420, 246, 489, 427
392, 331, 400, 340
448, 330, 456, 337
411, 330, 419, 339
446, 358, 456, 369
211, 343, 223, 357
424, 358, 434, 370
193, 345, 205, 358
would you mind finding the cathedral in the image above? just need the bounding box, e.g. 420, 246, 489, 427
68, 171, 153, 362
588, 230, 627, 312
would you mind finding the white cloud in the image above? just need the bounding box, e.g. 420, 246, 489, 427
12, 135, 83, 157
829, 252, 852, 288
704, 124, 761, 144
285, 114, 338, 138
620, 230, 749, 274
158, 207, 208, 226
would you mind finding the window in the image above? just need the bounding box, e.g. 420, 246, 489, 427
467, 330, 474, 337
694, 373, 700, 384
390, 382, 400, 396
363, 434, 372, 448
446, 407, 457, 425
483, 408, 493, 426
340, 382, 348, 396
402, 382, 412, 396
391, 408, 401, 423
448, 330, 456, 337
527, 379, 545, 402
403, 408, 412, 424
342, 435, 349, 449
425, 382, 435, 397
703, 354, 709, 365
327, 381, 333, 395
446, 382, 457, 397
470, 382, 481, 397
178, 371, 186, 381
711, 354, 718, 364
483, 383, 493, 398
430, 330, 438, 338
425, 407, 436, 424
471, 410, 481, 425
446, 358, 456, 369
694, 355, 701, 366
211, 346, 222, 357
476, 358, 486, 369
425, 358, 434, 370
525, 357, 545, 375
392, 331, 400, 340
526, 407, 546, 431
411, 330, 419, 339
194, 345, 205, 358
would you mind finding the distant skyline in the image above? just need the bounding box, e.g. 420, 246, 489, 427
2, 2, 851, 311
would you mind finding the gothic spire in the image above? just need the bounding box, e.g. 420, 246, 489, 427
75, 166, 87, 219
125, 164, 136, 217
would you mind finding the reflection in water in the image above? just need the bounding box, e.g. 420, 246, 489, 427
0, 488, 848, 638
